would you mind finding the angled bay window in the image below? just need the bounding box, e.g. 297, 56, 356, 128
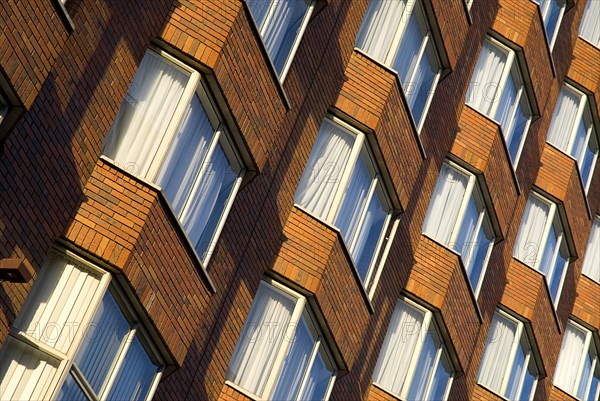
513, 193, 571, 307
294, 117, 394, 295
554, 321, 600, 400
0, 251, 164, 401
535, 0, 566, 49
582, 216, 600, 282
247, 0, 315, 79
226, 281, 337, 400
355, 0, 443, 130
579, 0, 600, 47
546, 84, 599, 192
373, 297, 456, 400
477, 310, 540, 401
422, 162, 496, 297
102, 50, 245, 263
466, 37, 533, 166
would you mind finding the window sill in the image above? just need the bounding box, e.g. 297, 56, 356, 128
99, 156, 217, 293
578, 35, 600, 51
53, 0, 75, 32
371, 383, 402, 400
223, 381, 262, 401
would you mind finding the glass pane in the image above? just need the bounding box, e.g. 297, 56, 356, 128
180, 141, 238, 260
504, 342, 526, 400
392, 10, 422, 84
572, 118, 588, 165
335, 155, 372, 248
407, 41, 438, 127
506, 94, 530, 164
351, 187, 388, 283
477, 313, 518, 392
513, 196, 551, 265
426, 353, 453, 401
454, 196, 479, 264
407, 331, 438, 401
56, 371, 90, 401
247, 0, 271, 28
579, 131, 597, 188
355, 0, 407, 62
579, 0, 600, 45
156, 94, 213, 216
271, 318, 315, 401
495, 73, 518, 137
586, 361, 600, 401
518, 357, 537, 401
74, 291, 130, 395
467, 222, 493, 294
555, 322, 587, 394
577, 350, 594, 399
106, 335, 159, 401
298, 349, 334, 401
539, 225, 558, 277
548, 245, 568, 303
544, 0, 563, 44
466, 41, 508, 116
547, 87, 580, 151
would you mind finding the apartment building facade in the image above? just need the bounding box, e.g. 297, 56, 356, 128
0, 0, 599, 400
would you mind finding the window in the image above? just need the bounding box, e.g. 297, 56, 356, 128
226, 281, 337, 400
477, 310, 539, 401
355, 0, 442, 130
535, 0, 566, 49
513, 193, 571, 307
247, 0, 315, 80
0, 251, 164, 401
422, 162, 495, 297
546, 84, 599, 192
579, 0, 600, 47
554, 321, 600, 400
102, 50, 244, 263
466, 37, 533, 166
294, 117, 394, 296
582, 216, 600, 282
0, 91, 8, 125
373, 297, 455, 400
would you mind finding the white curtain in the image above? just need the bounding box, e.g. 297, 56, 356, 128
495, 74, 518, 136
155, 94, 213, 215
335, 156, 371, 248
406, 332, 437, 400
579, 0, 600, 46
513, 196, 550, 266
356, 0, 407, 62
373, 300, 424, 395
477, 313, 517, 392
247, 0, 271, 28
466, 41, 507, 116
547, 87, 580, 151
582, 218, 600, 282
227, 284, 295, 396
554, 323, 586, 394
422, 163, 469, 245
294, 120, 354, 218
262, 1, 294, 64
103, 52, 189, 178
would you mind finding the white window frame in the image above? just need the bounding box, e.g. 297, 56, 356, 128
467, 37, 533, 167
0, 250, 165, 401
0, 90, 8, 125
554, 320, 600, 400
579, 0, 600, 47
294, 116, 396, 298
478, 310, 539, 400
515, 192, 570, 308
534, 0, 566, 49
355, 0, 443, 132
226, 280, 338, 401
102, 49, 246, 265
373, 296, 456, 401
247, 0, 316, 81
582, 215, 600, 283
423, 161, 496, 298
547, 84, 599, 192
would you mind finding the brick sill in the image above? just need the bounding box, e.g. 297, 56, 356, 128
99, 156, 217, 293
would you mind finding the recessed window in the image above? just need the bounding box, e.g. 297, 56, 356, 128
247, 0, 315, 80
355, 0, 443, 130
0, 91, 8, 124
546, 84, 599, 192
467, 37, 533, 167
535, 0, 566, 49
422, 162, 495, 297
373, 297, 456, 400
477, 310, 539, 401
582, 216, 600, 283
579, 0, 600, 47
294, 117, 395, 296
226, 281, 337, 400
513, 193, 571, 307
554, 321, 600, 400
102, 50, 245, 263
0, 252, 165, 401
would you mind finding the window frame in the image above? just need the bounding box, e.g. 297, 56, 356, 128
554, 320, 600, 400
225, 280, 338, 401
293, 115, 396, 298
0, 249, 166, 401
372, 296, 456, 401
102, 49, 246, 266
579, 0, 600, 47
582, 215, 600, 283
422, 161, 496, 298
467, 36, 533, 167
547, 83, 599, 192
477, 309, 540, 400
246, 0, 316, 82
534, 0, 566, 49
